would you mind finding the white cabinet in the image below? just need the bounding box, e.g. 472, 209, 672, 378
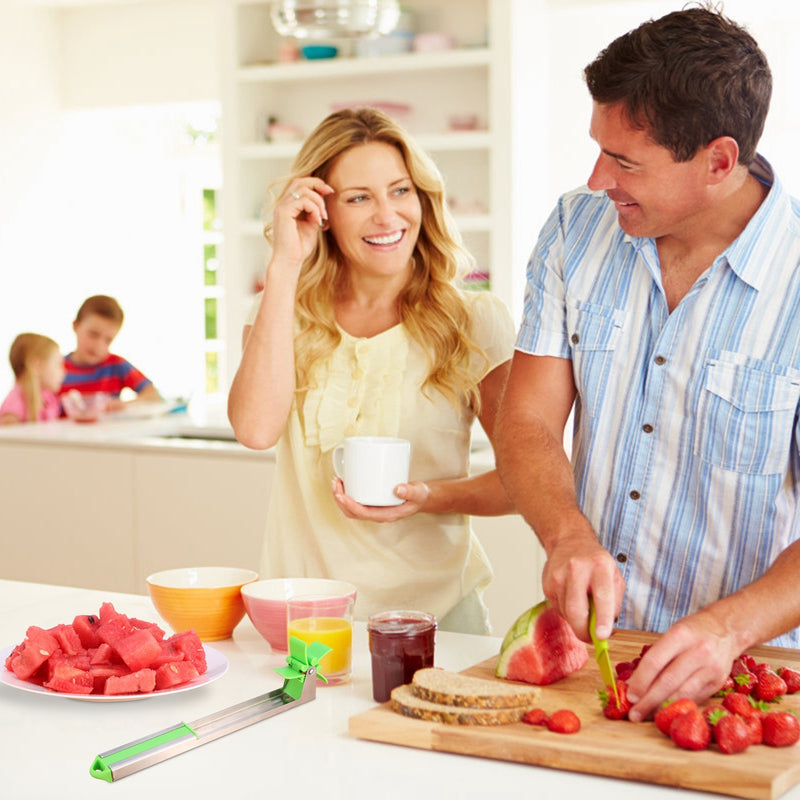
219, 0, 541, 377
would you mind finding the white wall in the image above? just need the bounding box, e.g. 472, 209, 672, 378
0, 1, 221, 400
1, 0, 799, 402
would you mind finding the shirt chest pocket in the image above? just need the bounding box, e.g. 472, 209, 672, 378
694, 358, 800, 475
567, 301, 627, 419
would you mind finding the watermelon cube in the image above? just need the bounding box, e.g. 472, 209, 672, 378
43, 661, 93, 694
155, 661, 200, 690
96, 615, 135, 648
104, 668, 156, 696
130, 618, 166, 641
49, 624, 84, 657
114, 629, 161, 672
72, 614, 102, 649
88, 663, 130, 694
149, 642, 186, 669
8, 626, 59, 680
89, 643, 115, 665
168, 630, 207, 674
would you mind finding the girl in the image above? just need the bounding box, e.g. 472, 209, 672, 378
0, 334, 65, 424
228, 108, 517, 634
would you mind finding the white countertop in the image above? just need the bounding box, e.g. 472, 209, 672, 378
0, 399, 275, 459
0, 579, 775, 800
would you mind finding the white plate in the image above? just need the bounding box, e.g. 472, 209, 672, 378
0, 644, 228, 701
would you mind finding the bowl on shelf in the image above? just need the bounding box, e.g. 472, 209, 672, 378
61, 390, 109, 423
241, 577, 357, 652
146, 567, 259, 641
301, 45, 338, 60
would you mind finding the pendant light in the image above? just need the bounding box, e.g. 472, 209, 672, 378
270, 0, 400, 39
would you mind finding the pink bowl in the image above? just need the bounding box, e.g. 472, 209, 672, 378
241, 578, 357, 652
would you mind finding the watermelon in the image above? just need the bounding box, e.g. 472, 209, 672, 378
43, 661, 93, 694
114, 629, 161, 672
155, 660, 200, 690
496, 601, 589, 685
104, 668, 156, 696
5, 603, 207, 696
8, 626, 59, 680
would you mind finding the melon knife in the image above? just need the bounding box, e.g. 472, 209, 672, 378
89, 637, 330, 782
589, 597, 619, 704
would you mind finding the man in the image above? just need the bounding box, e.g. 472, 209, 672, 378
495, 5, 800, 722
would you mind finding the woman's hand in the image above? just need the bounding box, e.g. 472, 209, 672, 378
271, 178, 333, 268
332, 478, 431, 522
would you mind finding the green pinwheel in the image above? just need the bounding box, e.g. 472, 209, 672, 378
273, 635, 332, 699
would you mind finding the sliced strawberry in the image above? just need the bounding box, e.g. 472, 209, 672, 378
522, 708, 549, 726
598, 680, 631, 720
546, 709, 581, 734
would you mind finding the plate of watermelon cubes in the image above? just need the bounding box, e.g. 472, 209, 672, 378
1, 601, 228, 701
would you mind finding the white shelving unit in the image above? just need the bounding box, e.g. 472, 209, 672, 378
219, 0, 544, 382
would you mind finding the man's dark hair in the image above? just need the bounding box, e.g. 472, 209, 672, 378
584, 4, 771, 164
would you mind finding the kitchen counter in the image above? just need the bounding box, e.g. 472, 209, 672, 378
0, 579, 785, 800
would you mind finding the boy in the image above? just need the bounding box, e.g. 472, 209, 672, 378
60, 295, 160, 411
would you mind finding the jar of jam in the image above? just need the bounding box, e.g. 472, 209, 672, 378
367, 610, 436, 703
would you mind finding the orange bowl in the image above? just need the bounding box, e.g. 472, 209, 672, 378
146, 567, 258, 641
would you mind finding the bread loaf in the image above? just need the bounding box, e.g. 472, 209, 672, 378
390, 684, 536, 725
411, 667, 542, 709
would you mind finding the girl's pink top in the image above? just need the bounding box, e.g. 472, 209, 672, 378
0, 384, 61, 422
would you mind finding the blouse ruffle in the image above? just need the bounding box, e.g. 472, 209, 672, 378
302, 326, 410, 452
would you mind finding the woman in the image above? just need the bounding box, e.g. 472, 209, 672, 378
228, 108, 515, 634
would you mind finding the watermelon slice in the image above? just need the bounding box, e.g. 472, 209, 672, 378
496, 601, 589, 685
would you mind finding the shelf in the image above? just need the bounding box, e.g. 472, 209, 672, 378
237, 47, 491, 82
239, 130, 491, 160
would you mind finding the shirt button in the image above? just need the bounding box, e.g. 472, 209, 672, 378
616, 553, 628, 563
570, 333, 580, 345
629, 490, 641, 500
654, 355, 666, 365
642, 423, 654, 434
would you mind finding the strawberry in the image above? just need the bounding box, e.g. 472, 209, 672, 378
734, 671, 757, 694
740, 713, 764, 745
713, 675, 735, 696
704, 705, 726, 729
615, 661, 635, 681
522, 708, 549, 726
669, 709, 712, 751
754, 669, 787, 702
722, 692, 764, 718
599, 680, 631, 720
654, 698, 699, 736
762, 711, 800, 747
778, 666, 800, 694
713, 713, 751, 754
739, 654, 757, 672
546, 709, 581, 734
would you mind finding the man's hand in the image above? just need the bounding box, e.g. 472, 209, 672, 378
626, 610, 742, 721
541, 527, 625, 642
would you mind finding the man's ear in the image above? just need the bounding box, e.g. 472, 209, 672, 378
72, 320, 78, 333
706, 136, 740, 185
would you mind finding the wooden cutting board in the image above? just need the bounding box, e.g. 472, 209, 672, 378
349, 630, 800, 799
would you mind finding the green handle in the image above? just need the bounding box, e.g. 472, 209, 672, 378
89, 723, 198, 782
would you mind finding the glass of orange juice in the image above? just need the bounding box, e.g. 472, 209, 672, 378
287, 593, 354, 685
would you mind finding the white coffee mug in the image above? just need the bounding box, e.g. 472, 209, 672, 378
332, 436, 411, 506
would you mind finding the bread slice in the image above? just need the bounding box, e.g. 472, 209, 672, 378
390, 684, 537, 726
410, 667, 542, 709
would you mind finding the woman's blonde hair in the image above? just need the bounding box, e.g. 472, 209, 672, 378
8, 333, 60, 422
264, 107, 487, 411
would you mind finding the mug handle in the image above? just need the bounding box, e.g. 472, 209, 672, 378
332, 445, 345, 479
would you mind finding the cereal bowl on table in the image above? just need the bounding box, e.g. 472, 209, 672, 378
61, 390, 109, 422
241, 578, 357, 652
146, 567, 258, 642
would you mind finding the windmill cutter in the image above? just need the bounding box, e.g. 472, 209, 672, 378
89, 637, 331, 782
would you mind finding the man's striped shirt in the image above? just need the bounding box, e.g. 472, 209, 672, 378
516, 155, 800, 647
